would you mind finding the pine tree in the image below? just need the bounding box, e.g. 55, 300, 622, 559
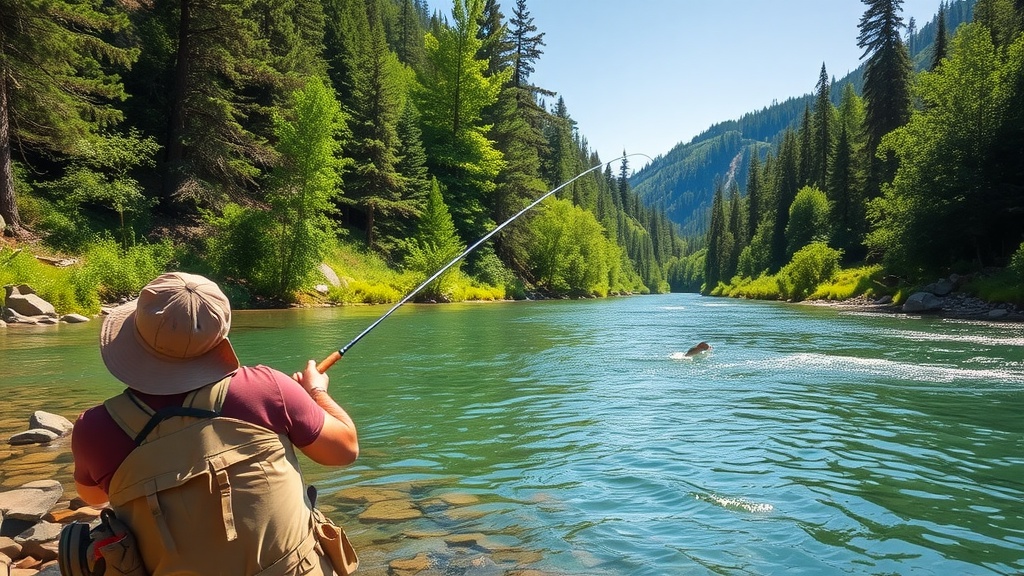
857, 0, 913, 193
973, 0, 1019, 50
477, 0, 513, 76
397, 0, 427, 70
324, 0, 370, 105
343, 6, 414, 254
395, 100, 431, 225
771, 130, 800, 270
416, 0, 508, 242
726, 183, 744, 280
0, 0, 136, 234
931, 1, 949, 70
703, 183, 726, 293
812, 63, 834, 190
404, 178, 466, 301
798, 105, 813, 186
830, 83, 868, 260
745, 148, 763, 244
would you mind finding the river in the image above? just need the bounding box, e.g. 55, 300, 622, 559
2, 293, 1023, 575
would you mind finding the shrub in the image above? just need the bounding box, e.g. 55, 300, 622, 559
778, 242, 842, 301
1011, 241, 1024, 281
725, 273, 784, 300
810, 265, 884, 301
81, 238, 175, 301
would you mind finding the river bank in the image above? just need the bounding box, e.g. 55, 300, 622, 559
800, 291, 1024, 323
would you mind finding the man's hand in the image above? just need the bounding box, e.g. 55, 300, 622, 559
293, 359, 329, 394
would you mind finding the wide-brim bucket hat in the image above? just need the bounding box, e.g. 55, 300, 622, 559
100, 272, 240, 395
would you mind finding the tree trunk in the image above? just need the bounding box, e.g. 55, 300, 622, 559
163, 0, 192, 199
0, 70, 23, 235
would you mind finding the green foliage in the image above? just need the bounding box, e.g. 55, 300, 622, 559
809, 264, 885, 301
719, 273, 784, 300
962, 268, 1024, 305
322, 240, 413, 305
403, 179, 466, 301
776, 242, 843, 301
205, 203, 278, 297
868, 24, 1023, 277
667, 251, 705, 292
35, 130, 159, 251
1010, 241, 1024, 281
737, 221, 773, 279
524, 197, 617, 297
785, 186, 831, 257
329, 279, 403, 304
0, 248, 88, 314
0, 240, 172, 315
80, 238, 175, 302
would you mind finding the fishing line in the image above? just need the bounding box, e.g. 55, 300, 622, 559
317, 152, 653, 373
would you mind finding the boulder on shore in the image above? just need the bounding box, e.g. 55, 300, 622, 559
3, 285, 56, 318
902, 291, 944, 313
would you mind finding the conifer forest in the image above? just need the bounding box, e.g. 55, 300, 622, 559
0, 0, 1022, 311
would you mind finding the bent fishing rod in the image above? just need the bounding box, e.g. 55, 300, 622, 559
317, 152, 652, 373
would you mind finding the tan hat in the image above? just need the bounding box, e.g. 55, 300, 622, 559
100, 272, 240, 394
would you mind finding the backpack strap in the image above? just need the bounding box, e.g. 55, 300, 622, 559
104, 377, 232, 446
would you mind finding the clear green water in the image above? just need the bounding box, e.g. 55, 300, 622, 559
2, 293, 1023, 575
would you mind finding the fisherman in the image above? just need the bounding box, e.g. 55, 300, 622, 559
71, 272, 359, 575
684, 341, 712, 357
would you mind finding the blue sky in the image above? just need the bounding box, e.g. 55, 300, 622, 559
427, 0, 944, 168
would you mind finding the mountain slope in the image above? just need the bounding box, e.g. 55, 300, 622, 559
631, 0, 976, 237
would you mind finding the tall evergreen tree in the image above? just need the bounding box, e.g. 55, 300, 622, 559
726, 183, 743, 279
404, 178, 466, 300
831, 83, 868, 259
771, 129, 800, 270
812, 63, 834, 190
477, 0, 513, 76
931, 1, 949, 70
396, 0, 427, 70
974, 0, 1020, 50
0, 0, 136, 234
703, 183, 726, 292
745, 148, 763, 245
416, 0, 508, 242
343, 6, 415, 254
797, 105, 813, 186
857, 0, 913, 194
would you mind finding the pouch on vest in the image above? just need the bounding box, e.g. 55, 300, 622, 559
307, 487, 358, 575
58, 509, 148, 576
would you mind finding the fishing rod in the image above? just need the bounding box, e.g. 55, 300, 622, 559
317, 152, 652, 373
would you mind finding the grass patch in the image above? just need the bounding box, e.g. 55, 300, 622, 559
962, 269, 1024, 306
1, 239, 172, 315
719, 274, 783, 300
809, 264, 885, 301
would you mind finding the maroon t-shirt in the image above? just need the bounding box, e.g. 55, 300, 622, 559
72, 365, 326, 494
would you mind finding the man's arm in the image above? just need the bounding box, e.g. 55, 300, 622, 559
292, 360, 359, 466
75, 481, 109, 507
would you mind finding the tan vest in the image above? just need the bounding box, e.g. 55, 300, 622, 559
104, 378, 331, 576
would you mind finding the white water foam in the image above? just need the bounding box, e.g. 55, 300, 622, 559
758, 352, 1024, 384
696, 492, 774, 514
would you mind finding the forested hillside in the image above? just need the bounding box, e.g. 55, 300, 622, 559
0, 0, 684, 310
658, 0, 1024, 304
633, 0, 977, 239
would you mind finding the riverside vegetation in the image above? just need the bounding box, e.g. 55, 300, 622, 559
2, 0, 1024, 315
